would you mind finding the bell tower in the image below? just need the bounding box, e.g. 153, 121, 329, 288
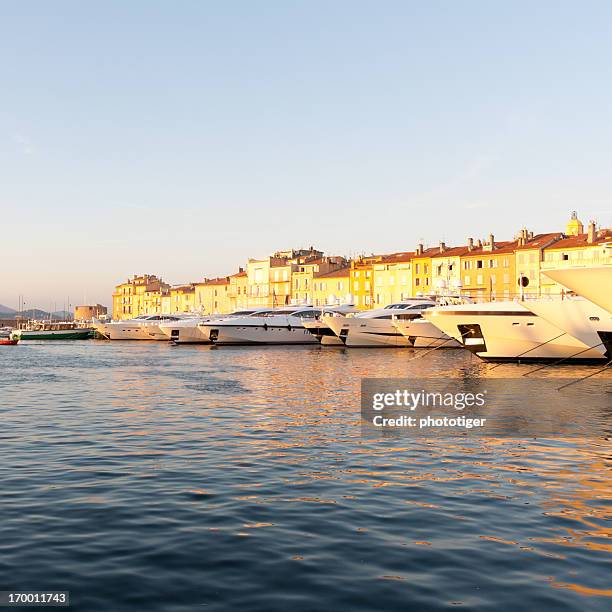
566, 211, 584, 236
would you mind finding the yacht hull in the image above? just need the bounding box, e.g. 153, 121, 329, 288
106, 325, 157, 340
425, 302, 605, 362
302, 319, 344, 345
392, 319, 461, 348
324, 316, 412, 347
205, 323, 318, 345
14, 329, 93, 340
522, 299, 611, 358
543, 266, 612, 313
158, 322, 212, 344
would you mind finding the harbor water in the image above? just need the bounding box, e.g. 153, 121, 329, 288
1, 341, 610, 611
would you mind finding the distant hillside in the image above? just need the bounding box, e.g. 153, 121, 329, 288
0, 304, 16, 315
0, 306, 73, 320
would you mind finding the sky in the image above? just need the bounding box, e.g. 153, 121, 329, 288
1, 0, 611, 309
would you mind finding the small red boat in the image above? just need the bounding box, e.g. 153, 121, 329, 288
0, 338, 18, 345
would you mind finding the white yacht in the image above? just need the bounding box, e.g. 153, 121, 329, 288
102, 314, 196, 341
201, 307, 322, 345
543, 265, 612, 313
522, 297, 611, 359
302, 305, 360, 345
158, 309, 273, 344
424, 301, 606, 363
392, 316, 461, 348
323, 299, 437, 347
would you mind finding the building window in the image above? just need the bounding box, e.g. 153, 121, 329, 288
464, 275, 470, 285
354, 281, 359, 291
477, 275, 483, 285
415, 278, 420, 287
477, 260, 483, 269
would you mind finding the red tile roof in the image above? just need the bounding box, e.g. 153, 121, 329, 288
201, 276, 230, 286
314, 267, 350, 279
377, 251, 415, 264
544, 229, 612, 250
430, 246, 471, 258
514, 232, 564, 251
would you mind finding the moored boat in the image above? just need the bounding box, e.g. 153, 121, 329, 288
201, 307, 321, 345
323, 298, 437, 347
302, 305, 360, 345
424, 300, 606, 363
13, 321, 94, 340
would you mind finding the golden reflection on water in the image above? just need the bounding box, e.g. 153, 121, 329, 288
65, 344, 612, 598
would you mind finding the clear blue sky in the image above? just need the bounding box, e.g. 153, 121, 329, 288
1, 0, 611, 309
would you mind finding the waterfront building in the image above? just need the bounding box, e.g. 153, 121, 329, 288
112, 274, 170, 320
459, 235, 517, 301
540, 221, 612, 294
160, 291, 172, 315
292, 256, 347, 305
513, 229, 564, 297
74, 304, 107, 321
195, 277, 231, 314
349, 255, 381, 309
371, 252, 414, 306
228, 269, 249, 311
311, 267, 351, 306
169, 284, 197, 314
247, 247, 324, 307
269, 259, 293, 306
430, 243, 470, 296
411, 244, 437, 296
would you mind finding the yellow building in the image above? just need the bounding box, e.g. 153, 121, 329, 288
430, 244, 470, 295
269, 260, 293, 306
161, 292, 172, 315
228, 269, 249, 311
411, 245, 436, 295
247, 248, 324, 307
513, 229, 564, 297
349, 255, 380, 309
312, 267, 351, 306
195, 277, 231, 314
246, 257, 274, 307
459, 235, 517, 301
112, 274, 169, 320
142, 288, 165, 315
540, 221, 612, 294
169, 284, 197, 313
292, 256, 347, 305
372, 253, 414, 306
